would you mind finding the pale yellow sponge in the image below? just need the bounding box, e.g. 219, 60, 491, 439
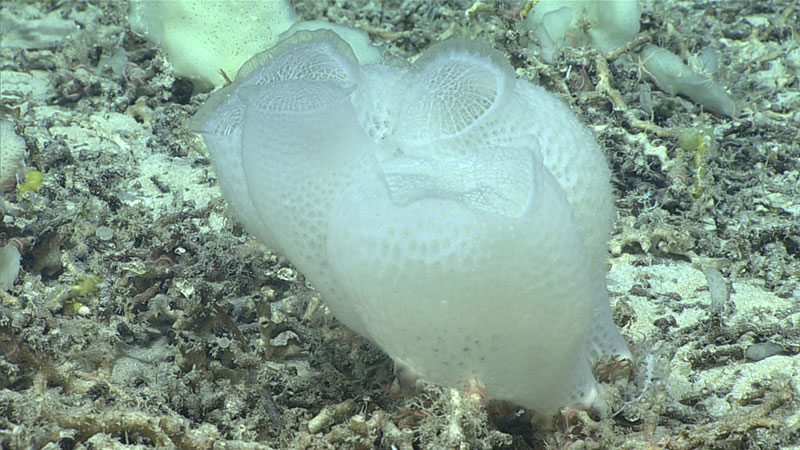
129, 0, 296, 90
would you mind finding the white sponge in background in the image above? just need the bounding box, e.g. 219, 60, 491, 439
0, 119, 26, 187
0, 244, 21, 291
522, 0, 641, 62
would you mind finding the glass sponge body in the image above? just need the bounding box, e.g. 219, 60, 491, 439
193, 29, 631, 412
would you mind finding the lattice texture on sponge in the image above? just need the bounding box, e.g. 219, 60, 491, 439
393, 39, 515, 146
238, 29, 359, 85
238, 80, 352, 113
192, 29, 359, 137
327, 150, 601, 410
380, 146, 539, 218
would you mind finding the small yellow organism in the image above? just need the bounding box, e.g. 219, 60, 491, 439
69, 276, 100, 299
18, 170, 43, 194
678, 128, 712, 199
59, 276, 100, 315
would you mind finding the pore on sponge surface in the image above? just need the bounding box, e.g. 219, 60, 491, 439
193, 29, 631, 412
